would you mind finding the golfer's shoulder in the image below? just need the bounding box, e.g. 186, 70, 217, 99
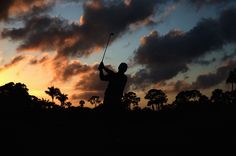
115, 73, 126, 79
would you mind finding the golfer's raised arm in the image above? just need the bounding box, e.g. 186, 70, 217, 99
98, 62, 107, 81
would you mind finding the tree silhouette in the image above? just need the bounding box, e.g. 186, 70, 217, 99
224, 91, 235, 106
0, 82, 31, 111
145, 89, 168, 111
147, 101, 155, 111
122, 92, 140, 110
226, 69, 236, 91
175, 90, 202, 103
199, 95, 210, 105
188, 90, 202, 102
0, 82, 28, 96
79, 100, 85, 108
88, 96, 101, 108
56, 93, 68, 107
132, 105, 142, 112
45, 86, 60, 103
211, 89, 225, 105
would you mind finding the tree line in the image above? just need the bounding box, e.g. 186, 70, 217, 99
0, 68, 235, 113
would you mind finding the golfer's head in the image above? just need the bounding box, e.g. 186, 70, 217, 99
118, 62, 128, 73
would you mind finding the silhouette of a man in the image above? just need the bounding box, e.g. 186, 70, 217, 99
98, 62, 128, 111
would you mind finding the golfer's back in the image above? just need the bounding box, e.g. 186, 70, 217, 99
104, 72, 127, 106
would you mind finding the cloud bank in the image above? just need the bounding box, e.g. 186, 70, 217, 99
132, 7, 236, 88
2, 0, 164, 58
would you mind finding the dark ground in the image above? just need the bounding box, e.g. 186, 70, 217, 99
1, 110, 236, 156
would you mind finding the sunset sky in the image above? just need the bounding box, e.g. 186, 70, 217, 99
0, 0, 236, 107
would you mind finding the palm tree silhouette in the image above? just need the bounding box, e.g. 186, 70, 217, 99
145, 89, 168, 111
88, 96, 101, 108
45, 86, 60, 103
226, 69, 236, 91
56, 93, 68, 107
122, 92, 140, 110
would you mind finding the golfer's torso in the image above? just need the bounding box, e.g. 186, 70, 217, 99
105, 73, 127, 98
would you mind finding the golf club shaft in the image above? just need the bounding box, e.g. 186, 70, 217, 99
101, 34, 112, 62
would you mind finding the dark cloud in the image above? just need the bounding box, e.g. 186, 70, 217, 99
172, 80, 192, 92
75, 70, 107, 99
193, 57, 216, 65
222, 49, 236, 61
132, 8, 236, 88
8, 55, 25, 65
0, 0, 230, 23
48, 55, 98, 82
62, 61, 97, 81
71, 94, 81, 100
1, 0, 166, 58
29, 59, 37, 65
0, 55, 25, 72
190, 0, 235, 8
29, 55, 49, 65
71, 91, 104, 101
191, 59, 236, 89
0, 0, 14, 21
0, 0, 53, 21
2, 15, 79, 54
165, 59, 236, 93
74, 64, 116, 92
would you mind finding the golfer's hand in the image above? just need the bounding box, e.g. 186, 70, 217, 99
98, 62, 104, 70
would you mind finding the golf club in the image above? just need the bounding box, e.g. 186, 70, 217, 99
101, 32, 114, 62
